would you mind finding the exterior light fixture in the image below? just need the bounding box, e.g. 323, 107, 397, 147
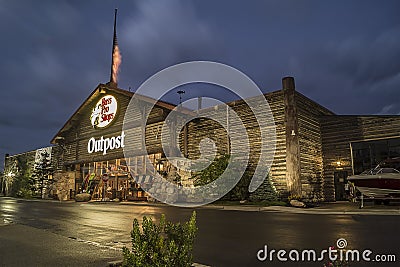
291, 130, 296, 136
157, 161, 164, 172
54, 136, 65, 142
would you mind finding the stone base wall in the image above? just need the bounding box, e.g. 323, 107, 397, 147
52, 171, 75, 201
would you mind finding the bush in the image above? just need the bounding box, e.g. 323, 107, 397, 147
16, 188, 33, 198
122, 211, 197, 267
287, 194, 303, 202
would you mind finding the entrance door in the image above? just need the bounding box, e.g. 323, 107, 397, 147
334, 171, 348, 201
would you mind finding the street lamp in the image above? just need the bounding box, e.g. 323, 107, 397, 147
101, 173, 109, 201
177, 90, 185, 106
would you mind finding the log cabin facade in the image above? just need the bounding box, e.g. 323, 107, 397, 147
3, 77, 400, 202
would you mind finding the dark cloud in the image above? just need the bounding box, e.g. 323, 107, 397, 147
297, 25, 400, 115
1, 0, 400, 169
117, 0, 223, 90
325, 27, 400, 87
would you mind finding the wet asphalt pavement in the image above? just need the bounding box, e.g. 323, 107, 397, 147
1, 197, 400, 267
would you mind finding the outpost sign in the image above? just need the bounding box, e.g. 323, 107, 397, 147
87, 131, 125, 155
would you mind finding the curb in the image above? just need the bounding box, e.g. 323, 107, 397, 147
258, 206, 400, 215
200, 204, 400, 215
108, 260, 122, 267
107, 260, 210, 267
0, 196, 76, 204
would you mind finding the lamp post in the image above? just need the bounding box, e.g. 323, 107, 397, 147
177, 90, 185, 106
101, 173, 109, 201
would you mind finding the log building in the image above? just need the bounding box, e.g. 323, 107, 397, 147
3, 77, 400, 202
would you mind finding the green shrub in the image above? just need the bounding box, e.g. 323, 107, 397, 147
16, 188, 33, 198
122, 211, 197, 267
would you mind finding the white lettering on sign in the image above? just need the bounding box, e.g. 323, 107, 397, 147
87, 131, 125, 155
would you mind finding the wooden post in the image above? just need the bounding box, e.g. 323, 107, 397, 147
141, 105, 146, 150
283, 77, 302, 196
183, 123, 188, 157
168, 118, 178, 157
226, 104, 230, 154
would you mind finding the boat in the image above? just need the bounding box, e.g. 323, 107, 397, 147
348, 166, 400, 198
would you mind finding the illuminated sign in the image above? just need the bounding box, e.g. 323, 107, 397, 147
87, 131, 125, 155
90, 95, 117, 128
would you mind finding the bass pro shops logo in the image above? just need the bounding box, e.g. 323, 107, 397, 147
90, 95, 118, 128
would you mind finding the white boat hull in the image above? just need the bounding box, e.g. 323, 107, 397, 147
356, 186, 400, 198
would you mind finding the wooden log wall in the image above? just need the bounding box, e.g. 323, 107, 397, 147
184, 117, 229, 159
321, 115, 400, 201
265, 91, 287, 193
183, 90, 287, 198
295, 92, 334, 201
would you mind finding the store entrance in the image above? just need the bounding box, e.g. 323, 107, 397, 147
334, 171, 348, 201
77, 153, 163, 201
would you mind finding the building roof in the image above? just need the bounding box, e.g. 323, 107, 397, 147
50, 83, 191, 144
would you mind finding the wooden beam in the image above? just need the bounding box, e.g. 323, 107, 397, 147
283, 77, 302, 196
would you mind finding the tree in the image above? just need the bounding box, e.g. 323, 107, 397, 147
3, 156, 28, 197
32, 150, 54, 199
12, 157, 33, 198
191, 154, 249, 200
191, 154, 231, 187
191, 154, 278, 201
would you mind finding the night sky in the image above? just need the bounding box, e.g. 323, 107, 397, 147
1, 0, 400, 170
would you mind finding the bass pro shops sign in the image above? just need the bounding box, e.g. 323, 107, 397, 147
90, 95, 117, 128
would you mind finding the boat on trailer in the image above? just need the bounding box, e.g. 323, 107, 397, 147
348, 158, 400, 207
348, 167, 400, 198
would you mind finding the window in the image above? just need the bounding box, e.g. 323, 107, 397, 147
351, 138, 400, 174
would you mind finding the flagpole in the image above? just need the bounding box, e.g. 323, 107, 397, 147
110, 8, 118, 86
